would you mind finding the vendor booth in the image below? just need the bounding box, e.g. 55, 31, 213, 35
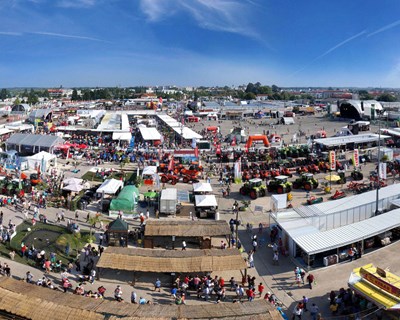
349, 264, 400, 311
195, 194, 218, 219
193, 182, 213, 194
25, 151, 57, 172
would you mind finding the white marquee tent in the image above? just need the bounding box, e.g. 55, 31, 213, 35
195, 195, 218, 208
96, 178, 124, 195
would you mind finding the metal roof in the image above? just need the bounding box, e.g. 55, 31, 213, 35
6, 133, 64, 148
293, 209, 400, 255
139, 127, 161, 141
314, 134, 389, 147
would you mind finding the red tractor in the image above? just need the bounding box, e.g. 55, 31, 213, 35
160, 173, 179, 185
307, 164, 320, 174
182, 174, 199, 184
279, 167, 293, 177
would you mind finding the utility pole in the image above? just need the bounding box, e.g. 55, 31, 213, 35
375, 110, 383, 216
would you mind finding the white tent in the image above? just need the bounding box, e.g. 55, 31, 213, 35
139, 127, 162, 141
96, 178, 124, 195
142, 166, 157, 176
195, 195, 218, 208
193, 182, 213, 193
26, 151, 57, 172
63, 177, 83, 185
63, 182, 83, 192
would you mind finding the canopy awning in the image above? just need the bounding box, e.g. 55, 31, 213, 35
142, 166, 157, 176
195, 195, 218, 207
112, 131, 132, 141
293, 209, 400, 255
96, 178, 124, 195
139, 127, 161, 141
349, 264, 400, 310
193, 182, 213, 193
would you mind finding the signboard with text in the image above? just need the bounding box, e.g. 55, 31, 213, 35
353, 149, 359, 167
329, 151, 336, 170
360, 267, 400, 297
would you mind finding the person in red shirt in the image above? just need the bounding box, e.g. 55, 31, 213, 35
218, 277, 225, 288
258, 283, 265, 297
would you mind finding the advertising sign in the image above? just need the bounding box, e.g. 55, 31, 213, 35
329, 151, 336, 170
353, 149, 359, 167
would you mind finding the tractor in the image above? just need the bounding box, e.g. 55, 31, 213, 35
160, 173, 179, 185
267, 176, 292, 194
239, 178, 267, 200
292, 173, 319, 191
351, 169, 363, 181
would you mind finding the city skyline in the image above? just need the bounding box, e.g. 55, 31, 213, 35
0, 0, 400, 88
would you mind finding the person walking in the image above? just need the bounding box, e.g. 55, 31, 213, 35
131, 291, 137, 303
302, 296, 309, 312
154, 278, 161, 292
273, 251, 279, 265
310, 303, 319, 320
306, 273, 315, 290
182, 241, 187, 250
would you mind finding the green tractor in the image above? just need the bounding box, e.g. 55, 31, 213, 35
267, 176, 292, 194
239, 178, 267, 200
292, 173, 319, 191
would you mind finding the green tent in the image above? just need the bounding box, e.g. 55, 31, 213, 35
109, 185, 139, 214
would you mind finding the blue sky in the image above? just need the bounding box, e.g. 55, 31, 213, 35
1, 0, 400, 88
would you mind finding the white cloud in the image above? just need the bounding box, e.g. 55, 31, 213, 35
57, 0, 96, 8
139, 0, 259, 40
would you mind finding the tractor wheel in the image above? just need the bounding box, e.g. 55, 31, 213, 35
240, 187, 247, 195
171, 179, 177, 185
304, 183, 312, 191
250, 190, 258, 199
277, 186, 284, 194
293, 182, 299, 189
183, 177, 189, 183
259, 189, 266, 197
161, 176, 168, 183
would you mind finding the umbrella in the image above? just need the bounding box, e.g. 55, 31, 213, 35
325, 175, 341, 182
63, 182, 83, 192
143, 191, 157, 198
78, 144, 88, 149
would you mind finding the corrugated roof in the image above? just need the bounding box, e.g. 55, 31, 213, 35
139, 127, 162, 141
314, 133, 389, 147
293, 209, 400, 255
6, 133, 64, 148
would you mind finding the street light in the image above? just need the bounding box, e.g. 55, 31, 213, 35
375, 109, 385, 216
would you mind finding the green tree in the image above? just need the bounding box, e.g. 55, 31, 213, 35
244, 92, 256, 100
0, 89, 9, 101
358, 90, 373, 100
13, 97, 21, 105
271, 84, 280, 93
71, 89, 80, 101
27, 89, 39, 105
377, 93, 397, 102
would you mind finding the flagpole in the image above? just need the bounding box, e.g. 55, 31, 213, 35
375, 111, 382, 216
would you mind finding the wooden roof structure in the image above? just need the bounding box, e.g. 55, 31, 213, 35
96, 247, 247, 273
144, 220, 231, 237
0, 277, 280, 320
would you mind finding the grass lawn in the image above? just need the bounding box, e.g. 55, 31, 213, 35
82, 171, 135, 183
0, 221, 94, 267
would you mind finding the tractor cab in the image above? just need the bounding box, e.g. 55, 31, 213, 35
274, 175, 289, 183
249, 178, 263, 188
303, 173, 314, 180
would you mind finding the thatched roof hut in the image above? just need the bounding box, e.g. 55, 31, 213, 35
144, 220, 231, 237
96, 247, 246, 273
0, 277, 280, 320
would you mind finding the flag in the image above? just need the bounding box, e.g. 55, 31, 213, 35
329, 151, 336, 170
159, 97, 163, 104
168, 157, 175, 171
379, 162, 387, 180
353, 149, 359, 167
194, 147, 199, 158
216, 145, 221, 155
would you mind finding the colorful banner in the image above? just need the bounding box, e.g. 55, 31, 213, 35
360, 267, 400, 297
329, 151, 336, 170
353, 149, 359, 167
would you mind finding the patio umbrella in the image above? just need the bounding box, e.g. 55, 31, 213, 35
143, 191, 157, 198
63, 182, 83, 192
325, 175, 341, 182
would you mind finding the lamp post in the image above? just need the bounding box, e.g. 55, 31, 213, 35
375, 109, 384, 216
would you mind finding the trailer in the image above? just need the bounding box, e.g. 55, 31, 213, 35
159, 188, 178, 215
